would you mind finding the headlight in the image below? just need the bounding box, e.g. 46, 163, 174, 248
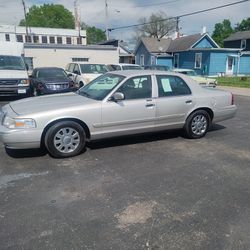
18, 79, 30, 86
3, 116, 36, 129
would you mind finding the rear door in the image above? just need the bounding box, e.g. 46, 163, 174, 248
154, 75, 195, 129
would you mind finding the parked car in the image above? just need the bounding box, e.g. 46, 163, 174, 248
66, 63, 108, 87
0, 70, 236, 158
143, 65, 170, 71
172, 68, 217, 87
29, 67, 77, 96
107, 63, 143, 71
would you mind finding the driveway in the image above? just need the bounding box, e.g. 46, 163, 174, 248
0, 95, 250, 249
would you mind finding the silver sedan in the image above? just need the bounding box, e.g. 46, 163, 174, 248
0, 71, 237, 158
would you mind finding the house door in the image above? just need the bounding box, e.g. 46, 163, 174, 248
226, 56, 234, 75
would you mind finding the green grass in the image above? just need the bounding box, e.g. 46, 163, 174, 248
215, 76, 250, 88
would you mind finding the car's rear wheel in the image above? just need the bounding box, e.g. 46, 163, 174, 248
184, 110, 210, 139
45, 121, 86, 158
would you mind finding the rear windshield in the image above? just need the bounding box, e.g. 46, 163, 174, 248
0, 55, 26, 70
80, 64, 108, 74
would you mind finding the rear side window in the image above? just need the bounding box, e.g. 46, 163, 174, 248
156, 75, 191, 97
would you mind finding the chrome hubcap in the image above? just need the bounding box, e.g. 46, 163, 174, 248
191, 115, 207, 135
54, 127, 80, 153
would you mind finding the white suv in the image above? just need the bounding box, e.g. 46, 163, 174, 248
107, 63, 143, 71
66, 63, 108, 87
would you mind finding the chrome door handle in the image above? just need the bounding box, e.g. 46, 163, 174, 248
146, 104, 155, 107
185, 100, 192, 104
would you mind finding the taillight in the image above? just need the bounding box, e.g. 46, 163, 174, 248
231, 93, 235, 105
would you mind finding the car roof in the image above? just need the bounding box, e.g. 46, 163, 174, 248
107, 70, 187, 77
173, 68, 194, 71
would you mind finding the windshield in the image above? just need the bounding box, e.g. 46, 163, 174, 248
36, 68, 67, 78
80, 64, 108, 74
0, 55, 26, 70
78, 73, 125, 100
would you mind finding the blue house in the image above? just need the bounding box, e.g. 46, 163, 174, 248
134, 37, 173, 68
135, 33, 249, 76
224, 31, 250, 75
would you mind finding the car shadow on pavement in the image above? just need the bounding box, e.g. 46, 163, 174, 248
88, 129, 183, 150
5, 147, 48, 158
210, 123, 226, 132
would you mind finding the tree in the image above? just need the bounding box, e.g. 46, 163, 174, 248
19, 4, 75, 29
81, 23, 106, 44
235, 17, 250, 31
135, 11, 176, 40
212, 19, 234, 47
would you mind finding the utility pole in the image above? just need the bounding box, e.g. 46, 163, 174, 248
105, 0, 109, 41
74, 0, 81, 43
176, 17, 180, 38
21, 0, 29, 38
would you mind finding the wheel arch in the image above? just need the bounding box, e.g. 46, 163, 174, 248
40, 118, 91, 148
187, 107, 214, 123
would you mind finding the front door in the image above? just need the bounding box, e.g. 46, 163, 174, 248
226, 56, 234, 75
101, 75, 156, 137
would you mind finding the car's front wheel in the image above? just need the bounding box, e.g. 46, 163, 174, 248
45, 121, 86, 158
184, 110, 210, 139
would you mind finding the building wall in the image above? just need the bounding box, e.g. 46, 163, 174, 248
24, 45, 119, 69
224, 39, 250, 51
239, 54, 250, 75
193, 37, 216, 49
135, 43, 151, 65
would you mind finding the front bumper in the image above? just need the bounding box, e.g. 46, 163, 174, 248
0, 85, 31, 96
0, 125, 42, 149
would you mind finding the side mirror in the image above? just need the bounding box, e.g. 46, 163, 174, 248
67, 73, 73, 77
111, 92, 124, 102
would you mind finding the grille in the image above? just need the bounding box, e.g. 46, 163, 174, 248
46, 83, 69, 91
0, 79, 19, 85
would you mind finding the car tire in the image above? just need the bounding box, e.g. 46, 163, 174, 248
184, 110, 210, 139
45, 121, 86, 158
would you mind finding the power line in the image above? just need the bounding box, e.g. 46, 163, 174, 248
108, 0, 250, 31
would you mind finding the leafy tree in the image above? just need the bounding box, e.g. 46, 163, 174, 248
19, 4, 75, 29
212, 19, 234, 47
81, 23, 106, 44
135, 11, 176, 40
235, 18, 250, 31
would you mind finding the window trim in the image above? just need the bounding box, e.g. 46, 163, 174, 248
194, 53, 202, 69
241, 39, 246, 49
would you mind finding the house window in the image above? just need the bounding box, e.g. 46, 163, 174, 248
194, 53, 202, 69
140, 55, 144, 65
57, 36, 62, 44
25, 35, 32, 43
173, 54, 179, 68
241, 39, 246, 49
77, 37, 82, 45
49, 36, 55, 44
151, 55, 156, 65
33, 35, 39, 43
72, 58, 89, 62
5, 34, 10, 41
42, 36, 47, 44
66, 37, 72, 44
16, 35, 23, 42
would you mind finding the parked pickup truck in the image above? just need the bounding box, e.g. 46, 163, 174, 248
0, 42, 31, 96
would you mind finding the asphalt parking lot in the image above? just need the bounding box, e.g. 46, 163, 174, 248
0, 95, 250, 250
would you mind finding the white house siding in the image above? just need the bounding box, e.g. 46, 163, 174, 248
24, 44, 119, 69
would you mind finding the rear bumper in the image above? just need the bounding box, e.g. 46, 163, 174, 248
213, 105, 237, 123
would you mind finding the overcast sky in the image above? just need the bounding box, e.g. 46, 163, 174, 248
0, 0, 249, 43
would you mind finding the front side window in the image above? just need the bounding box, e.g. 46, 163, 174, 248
0, 56, 26, 70
195, 53, 202, 69
156, 75, 191, 97
80, 64, 108, 74
117, 75, 152, 100
78, 73, 125, 100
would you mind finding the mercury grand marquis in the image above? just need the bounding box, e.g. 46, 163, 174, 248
0, 70, 237, 158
